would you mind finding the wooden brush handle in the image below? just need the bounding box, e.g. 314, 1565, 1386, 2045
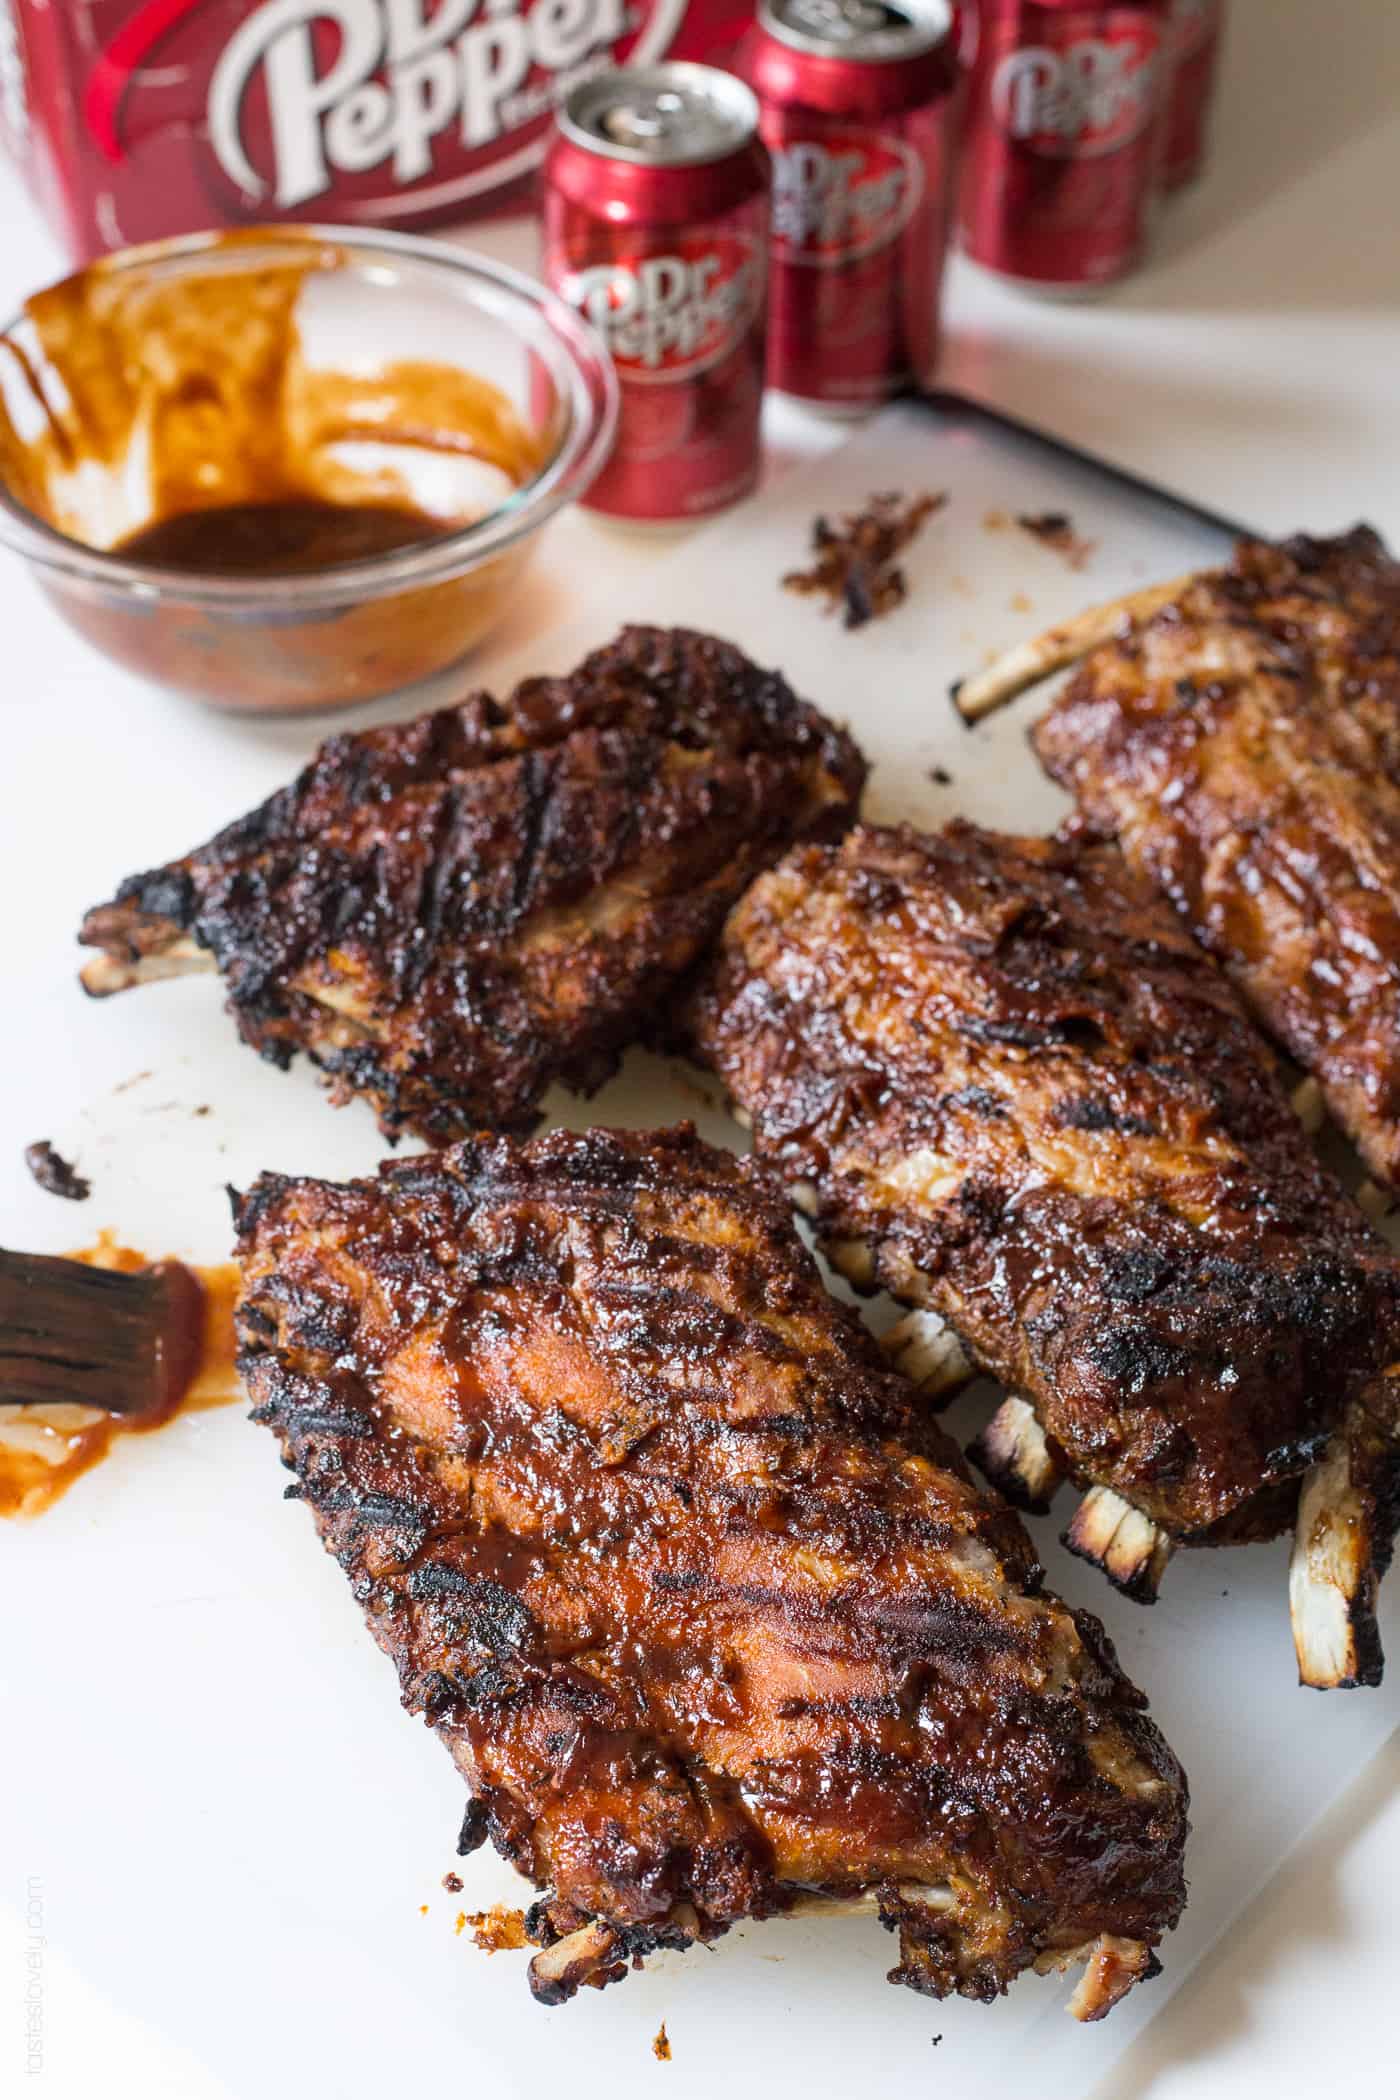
0, 1248, 197, 1416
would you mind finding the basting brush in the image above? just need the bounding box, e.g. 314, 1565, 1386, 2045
0, 1246, 205, 1416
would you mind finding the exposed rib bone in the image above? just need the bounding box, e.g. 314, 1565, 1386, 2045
1290, 1076, 1326, 1135
952, 575, 1194, 723
1291, 1445, 1372, 1688
1290, 1380, 1400, 1689
784, 1890, 883, 1920
879, 1309, 975, 1405
526, 1919, 623, 2005
1064, 1486, 1174, 1602
1064, 1934, 1159, 2023
894, 1880, 957, 1910
827, 1238, 876, 1289
79, 938, 215, 998
785, 1881, 955, 1922
969, 1396, 1065, 1513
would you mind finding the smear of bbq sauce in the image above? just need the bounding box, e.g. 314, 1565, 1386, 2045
0, 1231, 241, 1519
456, 1905, 529, 1952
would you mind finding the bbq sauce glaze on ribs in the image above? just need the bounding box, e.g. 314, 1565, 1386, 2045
689, 822, 1400, 1671
1034, 527, 1400, 1189
78, 627, 864, 1141
235, 1124, 1188, 2016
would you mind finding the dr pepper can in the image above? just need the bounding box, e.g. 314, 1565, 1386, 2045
957, 0, 1174, 292
740, 0, 958, 410
1163, 0, 1225, 190
542, 64, 770, 523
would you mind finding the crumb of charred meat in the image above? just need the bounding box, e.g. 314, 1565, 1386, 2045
23, 1142, 90, 1202
1017, 512, 1095, 569
78, 628, 864, 1143
237, 1123, 1187, 2013
689, 820, 1400, 1647
1035, 526, 1400, 1188
783, 492, 945, 630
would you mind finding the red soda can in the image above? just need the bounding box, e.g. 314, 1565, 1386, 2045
1163, 0, 1224, 190
740, 0, 958, 411
957, 0, 1174, 292
542, 64, 770, 524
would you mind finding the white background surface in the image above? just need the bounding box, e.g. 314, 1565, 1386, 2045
1, 2, 1399, 2094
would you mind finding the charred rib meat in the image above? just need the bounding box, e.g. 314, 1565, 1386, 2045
689, 821, 1400, 1668
1035, 527, 1400, 1188
235, 1123, 1187, 2014
79, 627, 864, 1140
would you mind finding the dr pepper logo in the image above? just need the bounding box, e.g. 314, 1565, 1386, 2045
990, 17, 1164, 157
772, 133, 921, 265
559, 239, 760, 380
84, 0, 689, 207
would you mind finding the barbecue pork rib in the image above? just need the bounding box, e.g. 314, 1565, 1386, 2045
78, 627, 864, 1141
688, 822, 1400, 1676
1033, 527, 1400, 1189
235, 1124, 1187, 2016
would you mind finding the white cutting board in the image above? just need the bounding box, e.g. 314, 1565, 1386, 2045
2, 401, 1396, 2100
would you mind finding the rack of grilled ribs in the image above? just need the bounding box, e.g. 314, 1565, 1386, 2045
688, 820, 1400, 1686
78, 627, 864, 1141
235, 1124, 1187, 2017
1033, 527, 1400, 1191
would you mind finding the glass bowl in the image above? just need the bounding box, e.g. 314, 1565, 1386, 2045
0, 227, 617, 714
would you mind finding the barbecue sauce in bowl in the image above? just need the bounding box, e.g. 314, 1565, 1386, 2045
0, 231, 563, 712
115, 497, 454, 576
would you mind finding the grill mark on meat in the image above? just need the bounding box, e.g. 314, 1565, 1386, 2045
79, 628, 865, 1142
689, 820, 1400, 1545
237, 1122, 1187, 2010
1035, 526, 1400, 1187
1058, 1098, 1159, 1137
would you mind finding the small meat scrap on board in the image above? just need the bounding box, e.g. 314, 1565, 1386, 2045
78, 628, 864, 1142
689, 821, 1400, 1683
784, 491, 945, 629
1017, 512, 1095, 570
23, 1140, 90, 1201
236, 1124, 1187, 2016
1035, 527, 1400, 1192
